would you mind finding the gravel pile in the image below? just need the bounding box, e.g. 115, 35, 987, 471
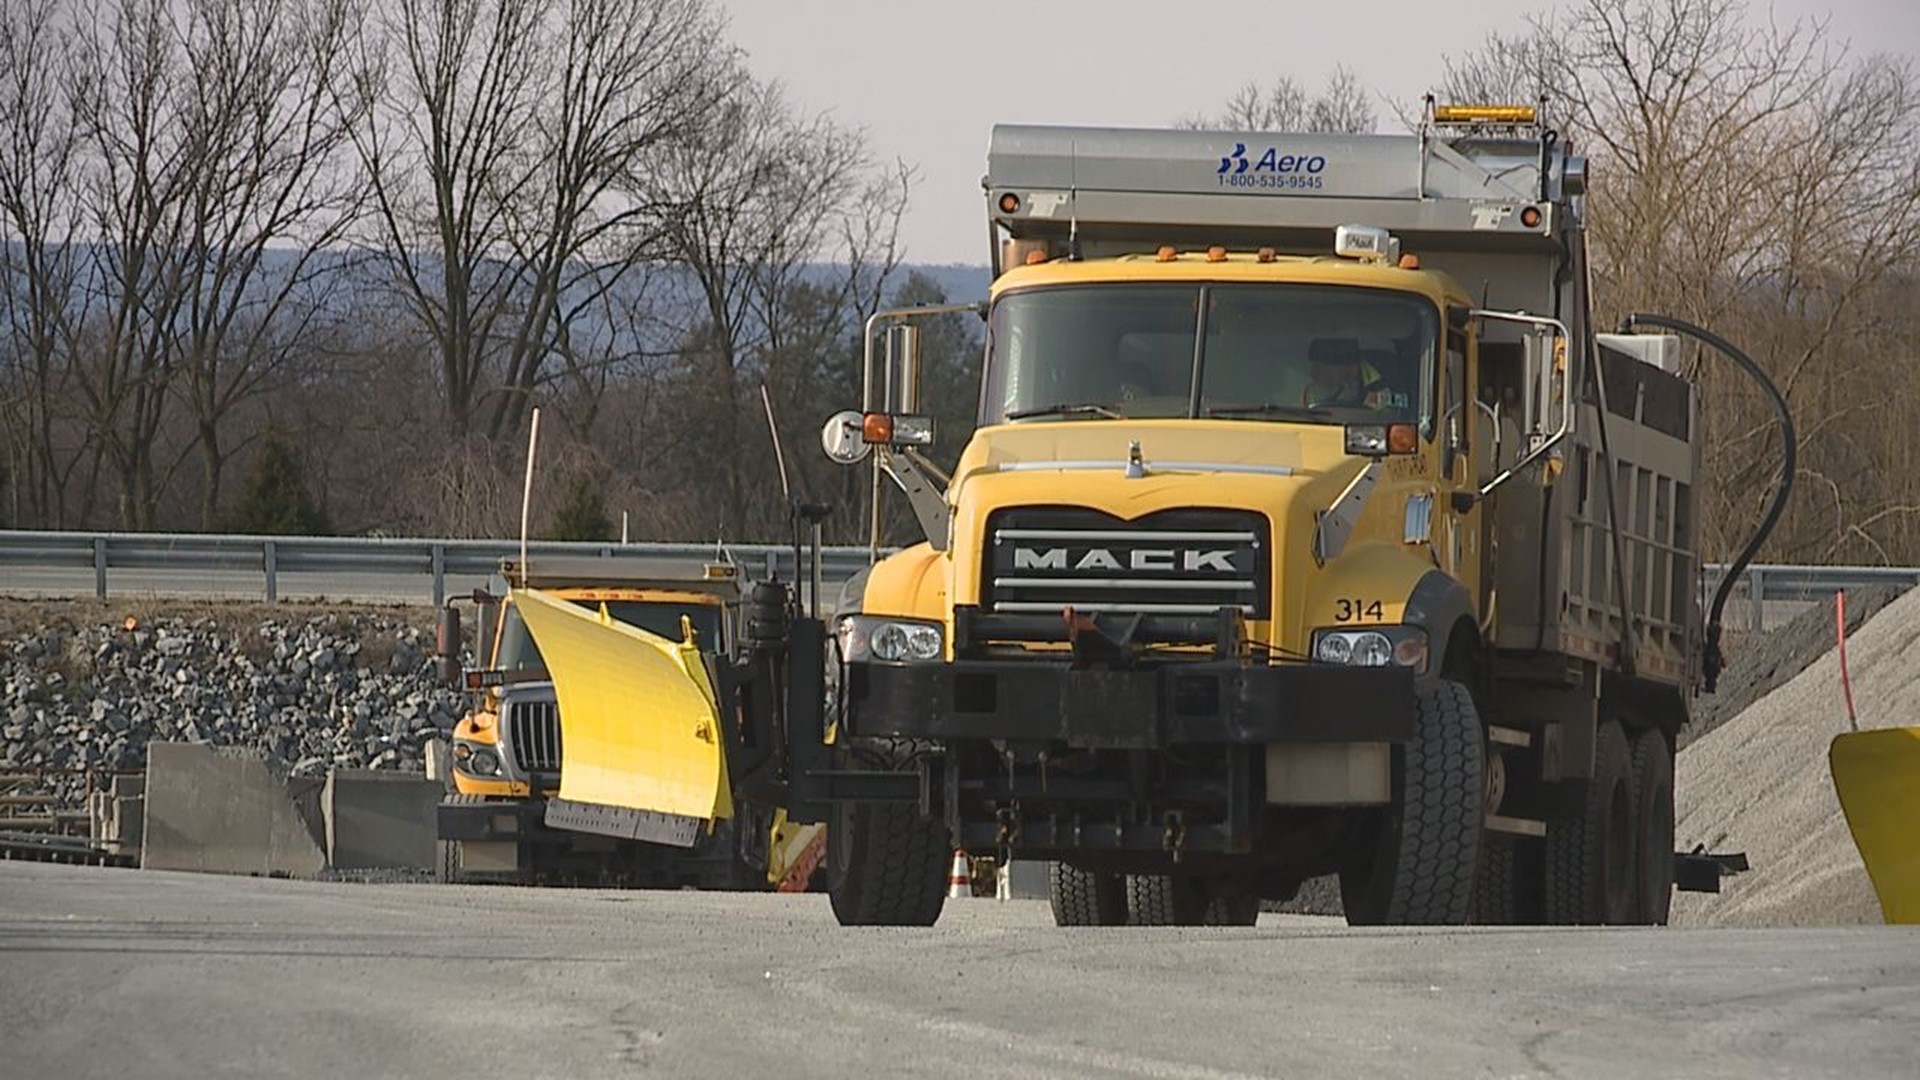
1682, 584, 1906, 750
0, 604, 466, 808
1672, 584, 1920, 927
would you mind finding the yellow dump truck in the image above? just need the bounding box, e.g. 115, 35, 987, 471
505, 106, 1788, 928
434, 556, 821, 889
803, 105, 1785, 926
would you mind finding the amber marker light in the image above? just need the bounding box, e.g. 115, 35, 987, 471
1398, 254, 1421, 270
1205, 245, 1227, 262
1025, 249, 1049, 265
998, 192, 1021, 213
1256, 247, 1277, 263
862, 412, 894, 444
1520, 205, 1543, 228
1156, 245, 1177, 262
1387, 424, 1418, 454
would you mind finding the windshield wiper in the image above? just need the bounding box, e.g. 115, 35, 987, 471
1006, 402, 1125, 421
1203, 402, 1338, 420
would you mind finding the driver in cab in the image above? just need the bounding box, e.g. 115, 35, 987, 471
1301, 338, 1393, 409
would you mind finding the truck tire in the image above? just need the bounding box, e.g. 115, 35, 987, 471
436, 840, 461, 884
1126, 874, 1209, 926
1049, 863, 1128, 926
436, 793, 486, 884
1339, 678, 1484, 925
1628, 728, 1675, 925
826, 799, 949, 926
1544, 719, 1635, 924
1203, 882, 1261, 927
1470, 834, 1514, 924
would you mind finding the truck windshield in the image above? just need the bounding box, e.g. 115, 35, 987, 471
982, 283, 1436, 430
492, 600, 725, 672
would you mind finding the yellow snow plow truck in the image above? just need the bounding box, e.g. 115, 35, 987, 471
505, 104, 1791, 927
433, 556, 823, 889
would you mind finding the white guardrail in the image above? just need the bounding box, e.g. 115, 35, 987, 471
0, 530, 880, 608
0, 530, 1916, 627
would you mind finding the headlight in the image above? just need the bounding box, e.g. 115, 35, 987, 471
838, 614, 944, 662
1312, 626, 1428, 672
468, 748, 501, 776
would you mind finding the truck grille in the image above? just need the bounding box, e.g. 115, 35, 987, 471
982, 507, 1270, 618
504, 698, 562, 773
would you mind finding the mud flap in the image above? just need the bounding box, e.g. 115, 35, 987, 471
1830, 726, 1920, 925
513, 588, 732, 847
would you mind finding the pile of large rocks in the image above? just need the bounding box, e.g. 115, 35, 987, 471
0, 611, 468, 806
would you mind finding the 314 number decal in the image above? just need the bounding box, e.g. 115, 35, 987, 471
1333, 599, 1384, 622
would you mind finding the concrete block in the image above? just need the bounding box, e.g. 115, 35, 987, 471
1008, 859, 1049, 901
140, 743, 327, 878
322, 768, 440, 870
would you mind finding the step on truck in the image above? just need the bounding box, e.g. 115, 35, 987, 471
808, 103, 1774, 926
433, 556, 822, 890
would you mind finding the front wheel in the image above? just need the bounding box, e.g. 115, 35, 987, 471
1340, 679, 1484, 925
826, 799, 950, 927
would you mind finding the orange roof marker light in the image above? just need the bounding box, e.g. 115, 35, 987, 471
1205, 245, 1228, 263
1433, 104, 1537, 124
998, 192, 1021, 214
1155, 245, 1177, 262
1398, 254, 1421, 270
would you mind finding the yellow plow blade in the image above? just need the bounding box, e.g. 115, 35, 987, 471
513, 589, 732, 843
1830, 726, 1920, 925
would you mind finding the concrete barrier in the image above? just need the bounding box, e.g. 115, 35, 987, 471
140, 743, 326, 878
322, 768, 440, 870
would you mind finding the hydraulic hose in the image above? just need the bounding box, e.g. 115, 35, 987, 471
1617, 313, 1797, 692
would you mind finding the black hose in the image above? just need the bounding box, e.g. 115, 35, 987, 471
1617, 313, 1797, 692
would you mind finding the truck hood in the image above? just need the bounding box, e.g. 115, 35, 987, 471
953, 418, 1354, 498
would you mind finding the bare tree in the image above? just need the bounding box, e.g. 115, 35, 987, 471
1181, 68, 1377, 133
0, 0, 86, 526
486, 0, 732, 439
1439, 0, 1920, 564
644, 73, 909, 540
66, 0, 207, 528
350, 0, 548, 438
172, 0, 371, 528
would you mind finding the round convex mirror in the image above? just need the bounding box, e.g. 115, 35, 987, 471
820, 410, 872, 465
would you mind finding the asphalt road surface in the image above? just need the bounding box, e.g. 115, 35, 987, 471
3, 862, 1915, 1079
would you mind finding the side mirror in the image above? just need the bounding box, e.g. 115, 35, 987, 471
821, 410, 872, 465
434, 605, 463, 687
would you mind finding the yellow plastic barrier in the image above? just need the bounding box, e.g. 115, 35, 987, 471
1830, 727, 1920, 925
513, 588, 733, 826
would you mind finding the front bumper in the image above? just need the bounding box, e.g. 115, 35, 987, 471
437, 796, 568, 844
842, 658, 1417, 747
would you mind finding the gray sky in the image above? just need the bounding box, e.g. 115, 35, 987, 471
720, 0, 1919, 266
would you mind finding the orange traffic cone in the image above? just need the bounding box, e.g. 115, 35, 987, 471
947, 850, 971, 899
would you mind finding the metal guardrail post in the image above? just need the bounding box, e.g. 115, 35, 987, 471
431, 544, 446, 608
1748, 566, 1764, 631
264, 540, 278, 603
93, 537, 106, 599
